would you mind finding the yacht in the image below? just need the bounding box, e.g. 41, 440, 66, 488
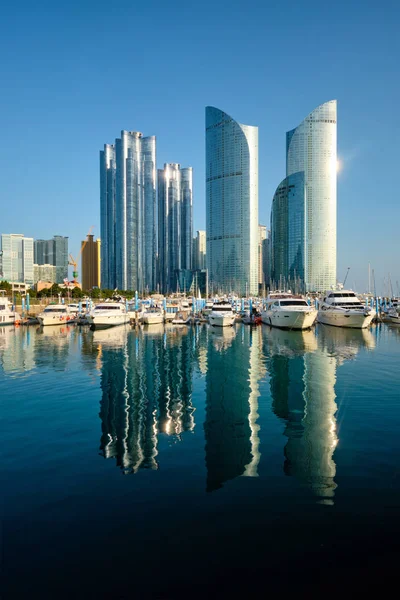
86, 297, 130, 329
164, 301, 180, 322
209, 300, 235, 327
0, 292, 21, 325
261, 293, 317, 330
37, 303, 73, 326
317, 290, 375, 328
387, 307, 400, 324
67, 303, 80, 316
142, 306, 164, 325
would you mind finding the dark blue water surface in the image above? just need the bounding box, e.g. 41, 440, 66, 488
2, 323, 400, 598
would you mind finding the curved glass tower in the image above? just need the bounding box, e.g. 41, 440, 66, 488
100, 144, 116, 289
287, 100, 337, 292
206, 107, 259, 296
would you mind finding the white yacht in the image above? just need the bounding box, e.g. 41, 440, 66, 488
261, 293, 317, 330
164, 301, 180, 322
67, 303, 80, 316
0, 292, 21, 325
87, 298, 130, 329
317, 290, 375, 328
142, 306, 164, 325
37, 303, 73, 326
387, 307, 400, 324
208, 300, 235, 327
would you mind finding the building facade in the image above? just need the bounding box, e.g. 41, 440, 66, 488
101, 131, 156, 292
33, 264, 56, 284
193, 230, 206, 271
0, 234, 34, 285
158, 163, 193, 293
206, 107, 259, 296
81, 235, 101, 290
34, 235, 68, 284
286, 100, 337, 292
258, 225, 267, 290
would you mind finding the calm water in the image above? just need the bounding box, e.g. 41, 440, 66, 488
2, 322, 400, 598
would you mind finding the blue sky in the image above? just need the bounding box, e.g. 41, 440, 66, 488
1, 0, 399, 294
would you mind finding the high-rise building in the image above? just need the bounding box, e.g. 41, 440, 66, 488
0, 234, 34, 285
101, 130, 156, 292
100, 144, 116, 289
258, 225, 267, 290
33, 235, 68, 283
206, 107, 259, 296
158, 163, 193, 293
33, 264, 56, 284
262, 231, 271, 289
81, 235, 101, 290
192, 230, 206, 271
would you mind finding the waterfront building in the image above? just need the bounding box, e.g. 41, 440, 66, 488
206, 107, 259, 296
258, 225, 267, 292
262, 231, 271, 290
34, 235, 68, 284
81, 235, 101, 290
158, 163, 193, 293
271, 101, 337, 292
100, 144, 116, 289
33, 264, 56, 285
100, 131, 156, 292
0, 233, 34, 285
193, 230, 206, 271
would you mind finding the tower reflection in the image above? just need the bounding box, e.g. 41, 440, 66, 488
204, 326, 265, 492
98, 326, 196, 474
266, 325, 375, 504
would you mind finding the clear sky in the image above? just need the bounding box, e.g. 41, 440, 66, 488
1, 0, 399, 294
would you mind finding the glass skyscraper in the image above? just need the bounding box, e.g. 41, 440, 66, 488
101, 131, 156, 292
158, 163, 193, 293
33, 235, 68, 283
100, 144, 116, 289
206, 107, 259, 296
271, 100, 337, 292
0, 234, 34, 285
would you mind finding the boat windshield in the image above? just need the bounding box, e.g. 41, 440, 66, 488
95, 305, 121, 310
279, 300, 308, 307
212, 306, 232, 312
44, 307, 67, 313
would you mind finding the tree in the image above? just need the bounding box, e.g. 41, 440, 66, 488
0, 280, 12, 292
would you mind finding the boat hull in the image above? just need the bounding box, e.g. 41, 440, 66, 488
261, 309, 317, 330
87, 314, 130, 329
142, 314, 164, 325
0, 312, 21, 325
209, 313, 235, 327
317, 310, 375, 329
37, 315, 74, 326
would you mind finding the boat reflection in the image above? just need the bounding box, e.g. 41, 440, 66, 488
209, 326, 236, 351
99, 327, 196, 474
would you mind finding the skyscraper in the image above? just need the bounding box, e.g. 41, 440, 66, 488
206, 107, 259, 296
0, 234, 34, 285
100, 144, 116, 289
101, 131, 156, 292
258, 225, 267, 290
33, 235, 68, 283
81, 235, 101, 290
271, 101, 337, 292
158, 163, 193, 293
192, 230, 206, 271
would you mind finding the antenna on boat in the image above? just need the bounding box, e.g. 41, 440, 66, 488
343, 267, 350, 288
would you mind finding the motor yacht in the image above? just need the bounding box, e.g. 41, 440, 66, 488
0, 292, 21, 325
142, 306, 164, 325
86, 297, 130, 329
387, 307, 400, 324
208, 300, 235, 327
202, 300, 214, 316
261, 293, 317, 330
317, 290, 375, 328
37, 303, 73, 326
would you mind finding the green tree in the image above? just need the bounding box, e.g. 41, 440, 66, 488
0, 280, 12, 292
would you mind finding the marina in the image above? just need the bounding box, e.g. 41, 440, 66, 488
1, 321, 399, 597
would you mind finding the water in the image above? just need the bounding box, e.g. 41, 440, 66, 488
2, 323, 400, 598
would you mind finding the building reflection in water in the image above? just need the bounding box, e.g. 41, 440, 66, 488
204, 326, 265, 492
98, 325, 196, 474
266, 325, 375, 505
